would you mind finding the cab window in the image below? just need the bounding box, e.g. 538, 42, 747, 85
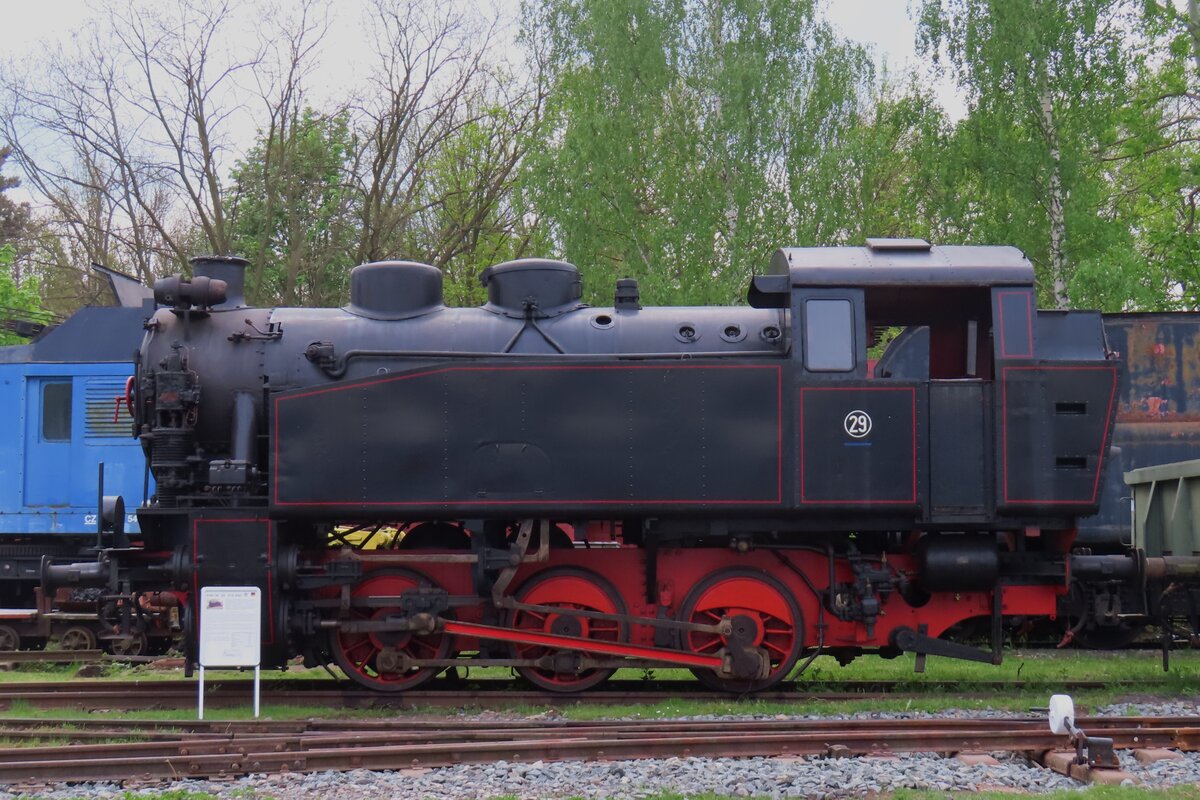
804, 299, 854, 371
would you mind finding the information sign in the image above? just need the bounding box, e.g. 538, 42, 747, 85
197, 586, 262, 719
199, 586, 261, 667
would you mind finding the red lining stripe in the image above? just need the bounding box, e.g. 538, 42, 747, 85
798, 386, 919, 505
1001, 365, 1119, 505
273, 363, 784, 507
192, 518, 275, 646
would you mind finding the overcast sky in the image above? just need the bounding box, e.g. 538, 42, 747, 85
5, 0, 952, 104
1, 0, 958, 205
8, 1, 930, 53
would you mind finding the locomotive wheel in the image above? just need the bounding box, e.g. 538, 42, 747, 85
60, 626, 98, 651
678, 568, 803, 693
108, 631, 148, 657
330, 568, 452, 692
0, 625, 18, 651
509, 567, 628, 692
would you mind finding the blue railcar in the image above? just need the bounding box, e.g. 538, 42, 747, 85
0, 271, 151, 617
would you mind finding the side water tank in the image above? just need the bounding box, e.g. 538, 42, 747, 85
347, 261, 444, 319
479, 259, 583, 318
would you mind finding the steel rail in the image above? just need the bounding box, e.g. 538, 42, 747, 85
0, 649, 103, 663
0, 675, 1177, 695
0, 714, 1190, 735
0, 676, 1192, 712
0, 686, 1155, 711
0, 716, 1191, 753
0, 717, 1195, 784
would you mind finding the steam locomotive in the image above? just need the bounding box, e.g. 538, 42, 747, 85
46, 239, 1194, 692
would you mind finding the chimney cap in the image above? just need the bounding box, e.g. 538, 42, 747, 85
189, 255, 250, 268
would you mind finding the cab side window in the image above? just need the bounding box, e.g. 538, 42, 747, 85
804, 299, 854, 372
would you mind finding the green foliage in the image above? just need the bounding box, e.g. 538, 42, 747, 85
918, 0, 1200, 310
7, 1, 1199, 313
828, 80, 959, 245
228, 109, 355, 306
520, 0, 873, 306
0, 244, 48, 345
410, 110, 551, 307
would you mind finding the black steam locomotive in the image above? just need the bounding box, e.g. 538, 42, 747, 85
47, 239, 1187, 692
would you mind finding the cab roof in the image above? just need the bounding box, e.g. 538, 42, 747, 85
749, 240, 1034, 309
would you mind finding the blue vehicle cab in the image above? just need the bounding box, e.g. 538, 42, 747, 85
0, 267, 151, 617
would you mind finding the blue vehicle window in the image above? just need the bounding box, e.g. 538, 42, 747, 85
42, 382, 72, 441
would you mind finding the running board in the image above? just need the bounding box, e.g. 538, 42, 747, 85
441, 619, 727, 671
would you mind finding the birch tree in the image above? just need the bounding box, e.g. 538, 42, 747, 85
917, 0, 1177, 309
520, 0, 873, 305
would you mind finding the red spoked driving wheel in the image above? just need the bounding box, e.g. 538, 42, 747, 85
330, 568, 451, 692
678, 567, 803, 692
509, 567, 628, 692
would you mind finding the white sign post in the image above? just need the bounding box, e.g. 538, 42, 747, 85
197, 586, 262, 720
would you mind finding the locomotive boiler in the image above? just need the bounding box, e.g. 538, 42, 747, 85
48, 239, 1157, 692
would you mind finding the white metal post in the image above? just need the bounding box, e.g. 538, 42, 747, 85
198, 665, 205, 720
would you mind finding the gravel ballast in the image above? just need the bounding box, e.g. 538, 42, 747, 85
0, 753, 1086, 800
3, 702, 1200, 799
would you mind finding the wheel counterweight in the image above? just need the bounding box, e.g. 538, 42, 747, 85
509, 567, 628, 692
330, 568, 452, 692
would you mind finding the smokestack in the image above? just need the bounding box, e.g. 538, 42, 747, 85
190, 255, 249, 308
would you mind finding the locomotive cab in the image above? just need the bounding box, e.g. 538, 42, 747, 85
761, 238, 1117, 528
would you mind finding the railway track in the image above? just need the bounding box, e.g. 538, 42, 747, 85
0, 676, 1190, 711
0, 715, 1194, 785
0, 649, 104, 664
0, 649, 163, 665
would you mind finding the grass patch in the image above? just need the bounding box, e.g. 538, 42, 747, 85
0, 648, 1194, 725
458, 648, 1200, 689
790, 649, 1200, 686
549, 689, 1122, 722
0, 661, 338, 683
0, 703, 400, 724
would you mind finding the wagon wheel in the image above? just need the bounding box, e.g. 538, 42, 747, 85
0, 625, 20, 651
678, 568, 803, 693
329, 568, 452, 692
108, 631, 148, 657
59, 626, 98, 651
509, 567, 628, 692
